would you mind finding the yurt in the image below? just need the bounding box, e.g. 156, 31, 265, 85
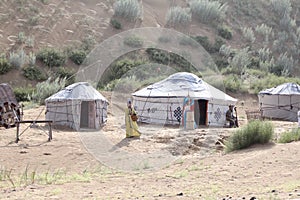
132, 72, 237, 127
0, 83, 19, 107
258, 82, 300, 122
45, 82, 108, 131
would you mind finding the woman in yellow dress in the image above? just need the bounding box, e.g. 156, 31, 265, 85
125, 100, 141, 138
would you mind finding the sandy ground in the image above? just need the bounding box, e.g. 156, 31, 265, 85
1, 97, 300, 200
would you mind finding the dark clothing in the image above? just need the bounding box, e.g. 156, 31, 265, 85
226, 107, 238, 128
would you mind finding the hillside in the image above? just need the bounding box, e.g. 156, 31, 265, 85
0, 0, 299, 92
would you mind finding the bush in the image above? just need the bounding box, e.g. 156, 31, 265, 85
13, 87, 35, 102
189, 0, 227, 24
278, 128, 300, 143
166, 6, 191, 27
192, 36, 212, 52
55, 67, 75, 86
110, 18, 122, 29
224, 74, 242, 92
31, 77, 66, 105
9, 49, 27, 69
113, 0, 141, 21
23, 66, 46, 81
0, 55, 12, 75
123, 35, 143, 48
81, 35, 96, 52
36, 48, 66, 67
69, 50, 87, 65
217, 25, 233, 40
225, 120, 274, 153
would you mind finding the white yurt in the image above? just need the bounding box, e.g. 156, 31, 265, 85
45, 82, 108, 130
132, 72, 237, 127
258, 82, 300, 122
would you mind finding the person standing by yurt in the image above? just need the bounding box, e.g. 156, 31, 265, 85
125, 99, 141, 138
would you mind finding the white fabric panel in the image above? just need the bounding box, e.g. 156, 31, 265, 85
207, 103, 228, 126
259, 94, 300, 122
134, 98, 182, 125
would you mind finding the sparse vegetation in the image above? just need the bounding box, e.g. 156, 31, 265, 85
36, 48, 66, 68
13, 87, 34, 102
123, 35, 143, 48
278, 128, 300, 143
217, 25, 233, 40
110, 18, 122, 29
69, 49, 87, 65
225, 120, 274, 153
31, 77, 66, 105
189, 0, 227, 24
23, 66, 46, 81
166, 6, 191, 27
0, 54, 12, 75
113, 0, 141, 21
9, 49, 27, 69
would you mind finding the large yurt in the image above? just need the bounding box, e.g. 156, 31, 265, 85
258, 82, 300, 122
45, 82, 108, 130
132, 72, 237, 127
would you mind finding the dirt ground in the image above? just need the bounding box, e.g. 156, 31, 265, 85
1, 95, 300, 200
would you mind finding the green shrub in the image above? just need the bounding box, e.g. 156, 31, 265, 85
270, 0, 292, 18
217, 25, 233, 40
192, 36, 212, 52
28, 52, 36, 66
31, 77, 66, 105
81, 35, 96, 52
113, 0, 141, 21
26, 36, 35, 48
225, 120, 274, 153
36, 48, 66, 67
9, 49, 27, 69
123, 35, 143, 48
0, 55, 12, 75
23, 66, 46, 81
110, 18, 122, 29
224, 74, 242, 92
13, 87, 35, 102
278, 128, 300, 143
189, 0, 227, 24
69, 50, 86, 65
166, 6, 191, 27
55, 67, 75, 86
242, 27, 256, 44
17, 32, 26, 44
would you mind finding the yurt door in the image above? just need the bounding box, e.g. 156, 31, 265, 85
80, 101, 96, 129
195, 100, 208, 126
80, 101, 89, 128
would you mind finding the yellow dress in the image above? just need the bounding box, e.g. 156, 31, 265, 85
125, 107, 141, 138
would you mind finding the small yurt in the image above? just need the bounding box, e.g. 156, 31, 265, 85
258, 82, 300, 122
45, 82, 108, 130
132, 72, 237, 127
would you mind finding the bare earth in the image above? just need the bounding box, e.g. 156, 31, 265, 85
1, 96, 300, 200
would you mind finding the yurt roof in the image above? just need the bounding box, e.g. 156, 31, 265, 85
0, 83, 19, 106
259, 83, 300, 95
45, 82, 108, 102
132, 72, 237, 102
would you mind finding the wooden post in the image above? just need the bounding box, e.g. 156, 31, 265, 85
48, 122, 52, 141
16, 122, 19, 143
